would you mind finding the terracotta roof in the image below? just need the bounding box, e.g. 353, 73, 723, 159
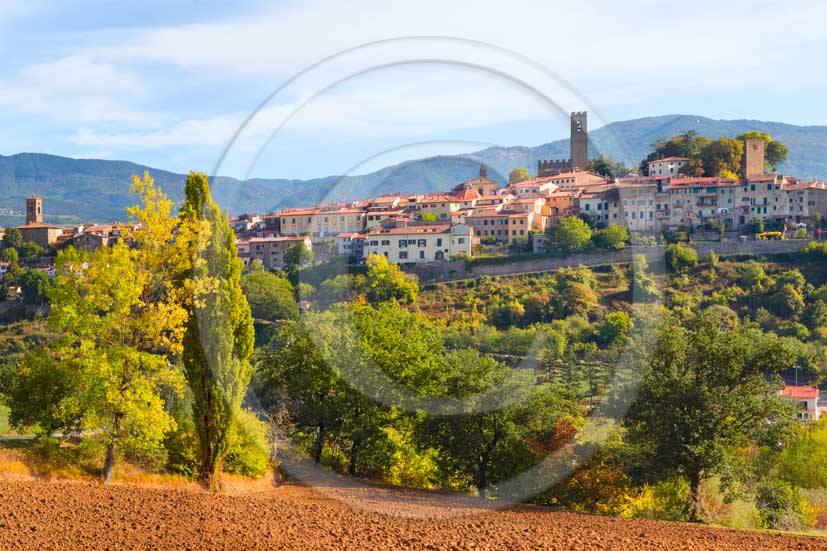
17, 222, 61, 229
248, 236, 308, 243
368, 224, 453, 235
780, 386, 819, 399
450, 187, 480, 201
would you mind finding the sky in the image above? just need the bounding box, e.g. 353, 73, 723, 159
1, 0, 826, 180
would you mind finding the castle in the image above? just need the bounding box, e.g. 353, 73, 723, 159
537, 111, 592, 176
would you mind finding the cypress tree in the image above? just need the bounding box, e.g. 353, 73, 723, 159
180, 171, 255, 489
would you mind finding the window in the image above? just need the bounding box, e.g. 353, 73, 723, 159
419, 250, 425, 259
458, 237, 466, 244
399, 251, 408, 260
369, 240, 378, 246
418, 239, 426, 247
436, 238, 443, 247
381, 240, 390, 246
399, 239, 407, 247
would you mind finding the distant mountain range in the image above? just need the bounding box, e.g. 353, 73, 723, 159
2, 114, 827, 226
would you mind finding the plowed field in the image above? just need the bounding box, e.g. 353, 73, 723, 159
0, 479, 823, 550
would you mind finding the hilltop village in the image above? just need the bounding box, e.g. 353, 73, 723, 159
2, 112, 827, 276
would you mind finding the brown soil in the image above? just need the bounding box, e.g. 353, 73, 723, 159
0, 478, 824, 550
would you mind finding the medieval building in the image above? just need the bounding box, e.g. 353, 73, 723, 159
538, 111, 592, 176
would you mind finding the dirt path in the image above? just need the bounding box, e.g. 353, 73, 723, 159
0, 479, 823, 550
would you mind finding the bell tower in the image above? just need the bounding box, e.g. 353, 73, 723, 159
570, 111, 588, 171
26, 196, 43, 225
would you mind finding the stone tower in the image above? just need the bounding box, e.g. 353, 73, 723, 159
570, 111, 588, 170
741, 138, 765, 178
26, 196, 43, 225
479, 164, 487, 178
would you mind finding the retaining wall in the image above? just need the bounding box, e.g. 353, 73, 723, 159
407, 239, 807, 284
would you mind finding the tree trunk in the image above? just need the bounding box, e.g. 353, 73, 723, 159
348, 438, 360, 476
314, 422, 325, 464
688, 470, 702, 523
477, 460, 488, 499
102, 414, 122, 484
200, 445, 223, 491
103, 442, 116, 484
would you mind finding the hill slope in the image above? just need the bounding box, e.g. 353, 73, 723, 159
1, 115, 826, 225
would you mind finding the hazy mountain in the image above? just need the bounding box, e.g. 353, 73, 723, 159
1, 114, 826, 225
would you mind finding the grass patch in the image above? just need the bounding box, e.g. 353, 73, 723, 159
0, 405, 10, 436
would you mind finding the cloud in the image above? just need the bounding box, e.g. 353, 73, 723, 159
4, 0, 827, 177
0, 0, 46, 24
0, 55, 168, 127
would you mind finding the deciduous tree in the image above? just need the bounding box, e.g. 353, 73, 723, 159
624, 311, 796, 521
508, 167, 529, 184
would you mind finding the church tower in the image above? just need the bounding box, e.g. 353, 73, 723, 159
26, 196, 43, 225
570, 111, 588, 170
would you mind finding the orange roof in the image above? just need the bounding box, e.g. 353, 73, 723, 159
248, 236, 308, 243
780, 386, 819, 399
450, 187, 480, 201
368, 224, 452, 235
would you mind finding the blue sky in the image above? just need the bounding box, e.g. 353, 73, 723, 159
1, 0, 826, 180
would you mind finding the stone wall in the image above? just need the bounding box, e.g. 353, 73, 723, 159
406, 239, 807, 284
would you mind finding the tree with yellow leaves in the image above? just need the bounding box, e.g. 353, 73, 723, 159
7, 173, 190, 483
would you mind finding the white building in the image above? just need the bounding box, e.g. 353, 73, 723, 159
780, 386, 820, 421
648, 157, 691, 178
363, 223, 472, 263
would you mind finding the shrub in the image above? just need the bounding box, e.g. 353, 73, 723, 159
622, 478, 693, 522
164, 419, 200, 479
756, 231, 783, 240
757, 479, 816, 531
224, 410, 272, 478
664, 243, 698, 273
629, 232, 657, 247
592, 224, 629, 250
662, 229, 690, 244
802, 241, 827, 259
748, 218, 765, 234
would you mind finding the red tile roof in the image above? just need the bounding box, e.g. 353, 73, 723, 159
780, 386, 819, 399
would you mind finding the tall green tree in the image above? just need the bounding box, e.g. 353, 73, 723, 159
0, 247, 18, 264
241, 271, 299, 322
624, 311, 796, 521
179, 171, 255, 490
1, 227, 22, 251
18, 269, 50, 305
546, 217, 592, 252
422, 349, 577, 497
